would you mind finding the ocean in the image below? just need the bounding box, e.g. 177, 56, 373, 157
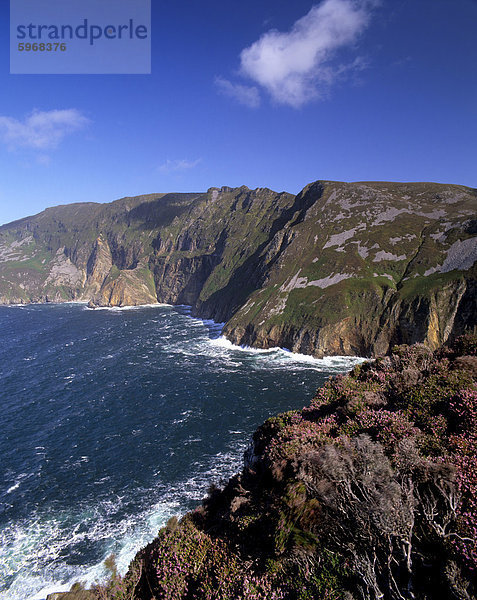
0, 303, 364, 599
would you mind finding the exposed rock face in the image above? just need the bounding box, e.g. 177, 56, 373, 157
0, 182, 476, 356
220, 182, 477, 356
84, 235, 113, 297
90, 264, 157, 307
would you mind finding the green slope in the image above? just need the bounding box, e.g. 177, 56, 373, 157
0, 180, 476, 356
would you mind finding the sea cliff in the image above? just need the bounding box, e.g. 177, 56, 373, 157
1, 181, 476, 357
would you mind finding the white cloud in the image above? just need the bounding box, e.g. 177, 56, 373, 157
215, 77, 261, 108
158, 158, 202, 174
239, 0, 378, 107
0, 109, 89, 150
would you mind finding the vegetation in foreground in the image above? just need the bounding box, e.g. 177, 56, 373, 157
66, 334, 477, 600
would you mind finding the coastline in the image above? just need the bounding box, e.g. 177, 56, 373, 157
0, 299, 369, 364
0, 302, 365, 600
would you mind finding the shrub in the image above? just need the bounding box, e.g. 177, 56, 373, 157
113, 335, 477, 600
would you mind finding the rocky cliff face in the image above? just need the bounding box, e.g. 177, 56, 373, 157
221, 182, 477, 357
0, 181, 476, 357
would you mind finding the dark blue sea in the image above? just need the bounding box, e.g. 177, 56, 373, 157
0, 303, 364, 599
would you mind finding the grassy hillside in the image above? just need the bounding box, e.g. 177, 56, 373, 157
1, 180, 476, 356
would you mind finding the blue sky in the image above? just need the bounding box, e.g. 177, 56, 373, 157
0, 0, 476, 225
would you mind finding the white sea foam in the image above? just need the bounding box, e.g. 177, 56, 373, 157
79, 303, 365, 371
209, 336, 276, 353
171, 409, 194, 425
207, 336, 365, 371
4, 473, 32, 495
5, 482, 20, 494
1, 497, 178, 600
2, 435, 248, 600
83, 303, 172, 312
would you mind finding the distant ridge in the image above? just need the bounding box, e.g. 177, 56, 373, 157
0, 180, 476, 357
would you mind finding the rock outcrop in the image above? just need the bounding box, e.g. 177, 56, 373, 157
0, 181, 476, 356
92, 335, 477, 600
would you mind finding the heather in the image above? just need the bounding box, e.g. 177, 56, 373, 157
93, 335, 477, 600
